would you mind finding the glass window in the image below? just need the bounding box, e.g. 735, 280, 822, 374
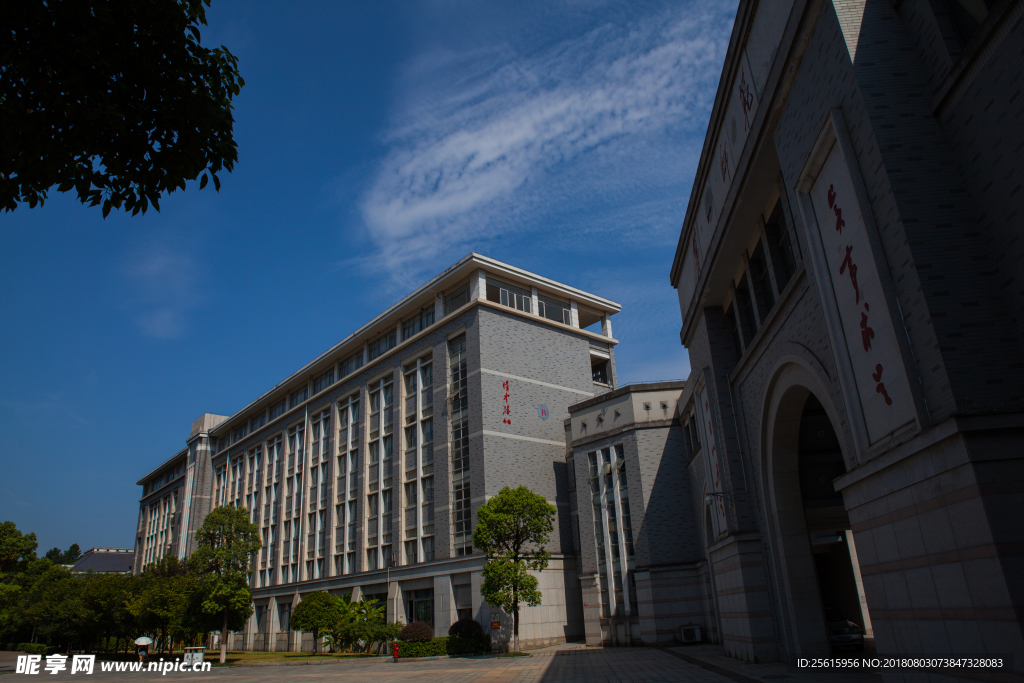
408, 588, 434, 627
735, 279, 758, 345
486, 277, 531, 313
290, 386, 308, 409
251, 412, 266, 431
443, 283, 470, 315
748, 241, 776, 319
340, 351, 364, 377
422, 536, 435, 562
313, 369, 335, 394
449, 335, 472, 556
269, 399, 286, 421
763, 199, 797, 290
538, 294, 571, 325
368, 330, 397, 361
402, 307, 435, 340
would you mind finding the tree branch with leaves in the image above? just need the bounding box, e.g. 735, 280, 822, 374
1, 0, 244, 216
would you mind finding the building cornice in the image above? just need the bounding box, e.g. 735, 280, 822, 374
136, 449, 188, 486
568, 380, 685, 413
570, 417, 680, 450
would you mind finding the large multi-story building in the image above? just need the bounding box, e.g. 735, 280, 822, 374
134, 253, 620, 651
669, 0, 1024, 673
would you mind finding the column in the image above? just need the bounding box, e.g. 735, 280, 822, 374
433, 574, 456, 637
434, 293, 444, 321
470, 269, 486, 301
388, 580, 404, 625
580, 573, 604, 645
633, 570, 657, 645
601, 313, 613, 338
570, 301, 580, 328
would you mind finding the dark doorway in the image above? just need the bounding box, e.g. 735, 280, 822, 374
798, 395, 872, 653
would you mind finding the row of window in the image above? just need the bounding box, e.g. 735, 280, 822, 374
222, 354, 440, 587
725, 196, 800, 358
218, 283, 473, 453
142, 463, 184, 496
589, 444, 637, 618
485, 277, 573, 325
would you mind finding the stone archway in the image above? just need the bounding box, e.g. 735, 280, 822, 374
763, 361, 857, 658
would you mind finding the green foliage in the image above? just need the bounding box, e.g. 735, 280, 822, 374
18, 643, 49, 655
290, 592, 339, 653
324, 595, 393, 653
398, 621, 433, 642
472, 486, 556, 649
187, 506, 260, 663
130, 556, 196, 652
44, 544, 81, 565
397, 635, 490, 658
448, 617, 484, 639
0, 521, 38, 573
0, 0, 245, 216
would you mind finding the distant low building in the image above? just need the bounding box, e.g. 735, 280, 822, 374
72, 548, 135, 574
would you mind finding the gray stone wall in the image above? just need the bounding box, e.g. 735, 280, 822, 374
476, 306, 606, 555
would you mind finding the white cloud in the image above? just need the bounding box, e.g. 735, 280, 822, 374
124, 243, 202, 339
359, 3, 735, 279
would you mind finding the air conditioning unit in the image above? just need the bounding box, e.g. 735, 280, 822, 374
601, 463, 611, 475
679, 625, 702, 644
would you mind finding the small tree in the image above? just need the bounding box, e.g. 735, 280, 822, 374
472, 486, 556, 652
289, 592, 339, 654
187, 506, 260, 664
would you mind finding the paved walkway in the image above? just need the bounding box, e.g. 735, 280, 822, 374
0, 645, 882, 682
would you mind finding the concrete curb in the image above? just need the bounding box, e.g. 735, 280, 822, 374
234, 656, 380, 667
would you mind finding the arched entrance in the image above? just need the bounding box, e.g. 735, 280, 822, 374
764, 364, 872, 659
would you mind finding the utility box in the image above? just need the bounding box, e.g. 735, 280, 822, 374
679, 625, 701, 644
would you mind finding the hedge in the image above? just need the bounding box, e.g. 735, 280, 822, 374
397, 635, 490, 658
17, 644, 50, 655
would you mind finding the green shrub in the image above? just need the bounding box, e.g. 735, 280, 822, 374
448, 618, 483, 639
397, 621, 433, 642
397, 635, 490, 658
18, 644, 48, 655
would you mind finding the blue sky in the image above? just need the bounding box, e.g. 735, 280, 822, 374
0, 0, 736, 553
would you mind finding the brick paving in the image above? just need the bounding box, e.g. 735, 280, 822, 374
0, 644, 882, 682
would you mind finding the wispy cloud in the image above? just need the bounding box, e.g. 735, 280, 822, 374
124, 242, 203, 339
360, 3, 735, 280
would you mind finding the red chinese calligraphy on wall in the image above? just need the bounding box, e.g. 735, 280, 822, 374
828, 186, 892, 406
502, 380, 511, 425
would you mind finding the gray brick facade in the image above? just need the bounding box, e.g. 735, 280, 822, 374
133, 254, 619, 651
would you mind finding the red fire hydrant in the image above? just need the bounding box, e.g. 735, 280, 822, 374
392, 641, 399, 663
